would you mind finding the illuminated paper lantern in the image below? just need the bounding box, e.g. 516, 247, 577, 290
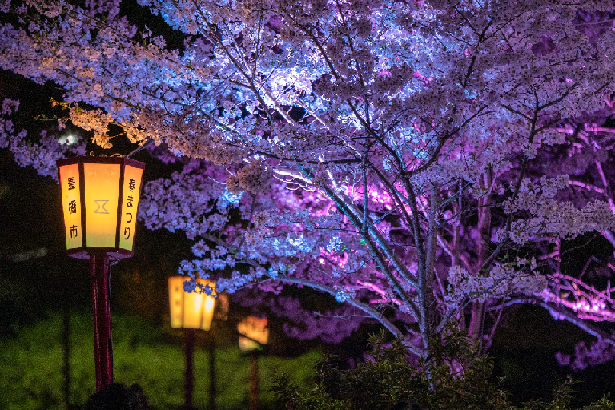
56, 155, 146, 391
57, 156, 145, 259
238, 317, 268, 351
168, 276, 216, 330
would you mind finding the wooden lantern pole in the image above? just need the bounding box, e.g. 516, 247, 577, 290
209, 334, 216, 410
57, 156, 145, 393
90, 254, 113, 390
183, 328, 196, 409
249, 352, 259, 410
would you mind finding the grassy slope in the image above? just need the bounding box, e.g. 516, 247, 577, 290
0, 312, 321, 409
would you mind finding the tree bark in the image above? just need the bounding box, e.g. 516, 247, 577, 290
421, 187, 440, 356
468, 167, 492, 352
453, 183, 465, 332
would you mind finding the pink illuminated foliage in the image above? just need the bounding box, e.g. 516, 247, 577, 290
2, 0, 615, 363
501, 116, 615, 370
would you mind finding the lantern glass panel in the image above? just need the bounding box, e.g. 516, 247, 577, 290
202, 295, 215, 328
183, 290, 205, 329
239, 336, 260, 351
169, 278, 184, 329
168, 277, 216, 330
59, 163, 82, 250
84, 163, 121, 248
238, 317, 268, 351
119, 165, 143, 251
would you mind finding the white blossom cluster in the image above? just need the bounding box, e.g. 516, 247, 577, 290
500, 176, 615, 243
444, 265, 548, 308
140, 169, 232, 239
226, 161, 272, 195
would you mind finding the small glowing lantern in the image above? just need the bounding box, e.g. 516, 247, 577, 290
168, 276, 217, 409
239, 316, 268, 410
57, 156, 145, 259
168, 276, 216, 330
238, 317, 268, 351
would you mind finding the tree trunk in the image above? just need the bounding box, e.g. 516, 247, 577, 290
453, 183, 465, 333
468, 168, 492, 352
421, 187, 439, 354
468, 301, 485, 350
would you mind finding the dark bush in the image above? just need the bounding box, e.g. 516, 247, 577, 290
271, 323, 614, 410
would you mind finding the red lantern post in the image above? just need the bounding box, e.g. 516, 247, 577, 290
168, 276, 217, 409
238, 317, 268, 410
57, 156, 145, 391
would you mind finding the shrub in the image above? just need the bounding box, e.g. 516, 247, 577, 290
271, 323, 614, 410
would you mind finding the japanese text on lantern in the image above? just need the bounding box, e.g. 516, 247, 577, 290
59, 163, 82, 250
119, 166, 143, 251
84, 163, 120, 248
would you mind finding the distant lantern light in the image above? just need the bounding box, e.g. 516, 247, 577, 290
60, 134, 78, 145
57, 156, 145, 260
238, 317, 268, 351
168, 276, 216, 331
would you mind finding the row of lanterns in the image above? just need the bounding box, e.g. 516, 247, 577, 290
57, 156, 268, 409
167, 278, 268, 349
168, 276, 268, 410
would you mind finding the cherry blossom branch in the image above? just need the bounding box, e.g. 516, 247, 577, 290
500, 296, 615, 346
275, 275, 424, 356
319, 183, 419, 314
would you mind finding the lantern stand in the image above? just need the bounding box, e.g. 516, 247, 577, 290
168, 276, 218, 410
238, 317, 268, 410
57, 156, 145, 391
209, 292, 228, 410
249, 352, 259, 410
182, 324, 218, 409
90, 254, 113, 389
183, 327, 196, 409
62, 297, 71, 409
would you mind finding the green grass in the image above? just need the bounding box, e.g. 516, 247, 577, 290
0, 312, 321, 409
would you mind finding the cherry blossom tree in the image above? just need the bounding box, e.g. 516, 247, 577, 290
2, 0, 615, 359
504, 117, 615, 370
